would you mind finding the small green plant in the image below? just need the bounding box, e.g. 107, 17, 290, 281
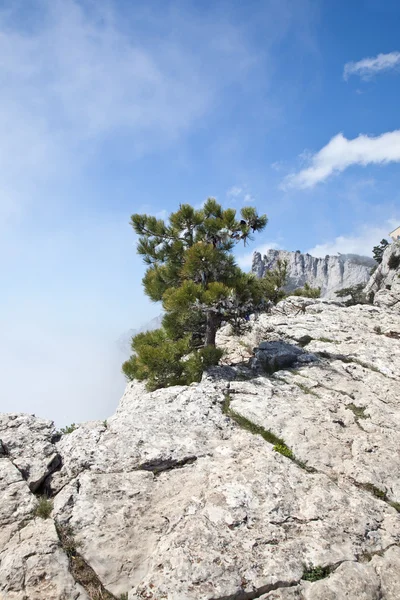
363, 483, 386, 500
273, 443, 294, 459
302, 565, 331, 582
389, 500, 400, 512
222, 394, 315, 472
292, 283, 321, 298
223, 395, 285, 445
103, 420, 108, 428
346, 403, 368, 420
119, 594, 129, 600
56, 523, 116, 599
318, 337, 335, 343
122, 329, 223, 391
295, 382, 318, 397
60, 423, 77, 435
34, 496, 53, 519
335, 284, 368, 306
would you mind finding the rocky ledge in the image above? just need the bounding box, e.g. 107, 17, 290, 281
1, 262, 400, 599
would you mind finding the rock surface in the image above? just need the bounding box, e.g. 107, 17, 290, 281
252, 249, 375, 299
365, 241, 400, 312
1, 296, 400, 599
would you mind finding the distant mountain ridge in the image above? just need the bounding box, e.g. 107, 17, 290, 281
252, 248, 376, 299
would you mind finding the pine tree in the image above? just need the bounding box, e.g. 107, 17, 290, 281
372, 239, 389, 264
335, 284, 367, 306
123, 199, 269, 390
131, 199, 267, 347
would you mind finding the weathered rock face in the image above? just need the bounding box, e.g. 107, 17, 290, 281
252, 249, 375, 299
1, 297, 400, 599
365, 241, 400, 312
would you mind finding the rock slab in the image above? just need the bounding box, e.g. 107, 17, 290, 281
1, 298, 400, 599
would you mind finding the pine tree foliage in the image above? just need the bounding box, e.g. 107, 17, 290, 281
123, 199, 272, 389
122, 329, 223, 390
131, 199, 267, 347
372, 239, 389, 264
335, 284, 367, 306
292, 282, 321, 298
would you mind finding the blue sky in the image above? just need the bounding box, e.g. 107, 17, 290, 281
2, 0, 400, 424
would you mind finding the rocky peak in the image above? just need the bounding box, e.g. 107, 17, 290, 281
252, 248, 375, 299
365, 240, 400, 310
1, 294, 400, 598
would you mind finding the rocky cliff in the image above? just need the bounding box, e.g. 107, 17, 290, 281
252, 249, 375, 299
365, 241, 400, 310
1, 247, 400, 600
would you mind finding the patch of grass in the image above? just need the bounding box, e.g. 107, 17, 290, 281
222, 395, 316, 473
223, 395, 284, 446
354, 481, 399, 511
56, 523, 117, 600
33, 496, 53, 519
295, 382, 319, 397
350, 358, 381, 373
322, 353, 384, 376
317, 337, 335, 343
302, 565, 331, 582
362, 482, 386, 500
103, 420, 108, 428
59, 423, 77, 435
346, 403, 368, 420
273, 443, 294, 459
119, 594, 128, 600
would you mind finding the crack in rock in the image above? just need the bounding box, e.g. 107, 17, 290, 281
55, 520, 119, 600
209, 578, 300, 600
138, 455, 197, 475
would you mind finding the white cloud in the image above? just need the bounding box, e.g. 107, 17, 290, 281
306, 219, 398, 258
344, 51, 400, 81
227, 186, 243, 197
237, 242, 280, 269
243, 193, 254, 204
283, 130, 400, 189
0, 0, 259, 218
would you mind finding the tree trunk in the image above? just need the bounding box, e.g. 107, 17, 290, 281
205, 312, 218, 347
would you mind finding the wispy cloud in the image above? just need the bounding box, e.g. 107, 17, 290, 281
344, 51, 400, 81
283, 130, 400, 189
306, 219, 398, 257
0, 0, 259, 218
227, 186, 243, 197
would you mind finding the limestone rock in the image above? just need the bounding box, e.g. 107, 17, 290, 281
0, 518, 89, 600
1, 298, 400, 599
252, 249, 375, 299
0, 413, 60, 492
365, 241, 400, 312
